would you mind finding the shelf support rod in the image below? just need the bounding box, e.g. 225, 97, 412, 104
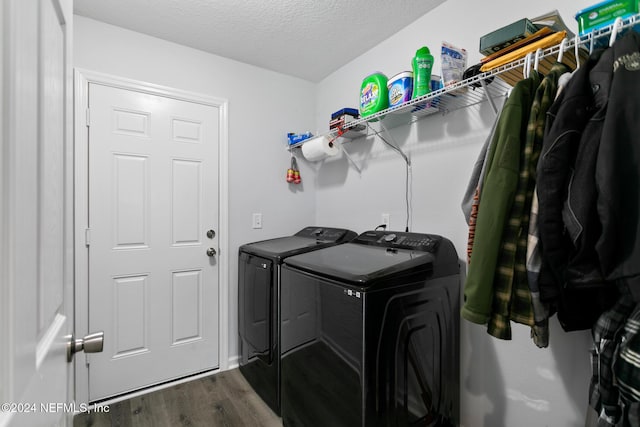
338, 142, 362, 174
480, 79, 499, 115
375, 121, 410, 166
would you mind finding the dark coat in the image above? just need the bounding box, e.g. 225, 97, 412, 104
562, 45, 612, 287
596, 30, 640, 297
536, 50, 605, 300
536, 46, 621, 331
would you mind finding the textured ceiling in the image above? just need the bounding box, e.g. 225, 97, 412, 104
73, 0, 445, 82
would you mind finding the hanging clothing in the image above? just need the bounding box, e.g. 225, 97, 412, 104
526, 64, 574, 347
590, 282, 635, 423
461, 112, 501, 224
536, 49, 603, 297
487, 63, 571, 341
461, 74, 540, 325
616, 306, 640, 404
562, 46, 610, 288
526, 193, 549, 345
586, 29, 640, 427
590, 282, 640, 427
526, 65, 575, 295
535, 47, 620, 332
595, 30, 640, 298
461, 107, 503, 264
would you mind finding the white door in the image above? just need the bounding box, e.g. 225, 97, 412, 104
0, 0, 74, 426
87, 83, 220, 401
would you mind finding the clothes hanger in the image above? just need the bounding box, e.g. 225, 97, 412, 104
533, 48, 543, 72
574, 33, 581, 69
557, 37, 568, 63
523, 52, 533, 79
609, 17, 624, 47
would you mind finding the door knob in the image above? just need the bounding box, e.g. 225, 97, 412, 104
207, 229, 215, 239
207, 248, 216, 257
66, 331, 104, 362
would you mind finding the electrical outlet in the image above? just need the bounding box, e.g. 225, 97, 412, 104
382, 213, 390, 229
252, 213, 263, 229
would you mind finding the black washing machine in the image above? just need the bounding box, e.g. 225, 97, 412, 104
238, 226, 357, 415
279, 230, 460, 427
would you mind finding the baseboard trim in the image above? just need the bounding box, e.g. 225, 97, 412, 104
227, 355, 240, 370
87, 368, 220, 409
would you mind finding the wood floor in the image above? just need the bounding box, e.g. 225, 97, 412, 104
73, 369, 283, 427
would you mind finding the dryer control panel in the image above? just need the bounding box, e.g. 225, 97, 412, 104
354, 230, 441, 252
294, 226, 357, 243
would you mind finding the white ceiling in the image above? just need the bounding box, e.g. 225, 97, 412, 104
73, 0, 445, 82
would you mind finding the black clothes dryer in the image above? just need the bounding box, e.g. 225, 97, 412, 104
238, 226, 357, 415
279, 230, 460, 427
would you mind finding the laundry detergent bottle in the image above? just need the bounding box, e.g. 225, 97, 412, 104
411, 46, 434, 99
359, 72, 389, 118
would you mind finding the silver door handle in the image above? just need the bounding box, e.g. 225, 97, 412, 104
66, 331, 104, 362
207, 248, 216, 257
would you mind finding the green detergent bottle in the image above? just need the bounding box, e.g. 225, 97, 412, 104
411, 46, 434, 99
359, 72, 389, 118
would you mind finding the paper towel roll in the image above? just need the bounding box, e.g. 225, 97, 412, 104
301, 135, 339, 162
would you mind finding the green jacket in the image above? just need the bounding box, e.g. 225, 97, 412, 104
461, 73, 540, 325
488, 63, 570, 341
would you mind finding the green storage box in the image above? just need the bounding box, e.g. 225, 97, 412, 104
479, 18, 539, 55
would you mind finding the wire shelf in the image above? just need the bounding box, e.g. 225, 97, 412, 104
289, 12, 640, 148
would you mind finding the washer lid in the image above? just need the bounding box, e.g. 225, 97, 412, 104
240, 236, 329, 261
283, 242, 435, 286
239, 227, 357, 262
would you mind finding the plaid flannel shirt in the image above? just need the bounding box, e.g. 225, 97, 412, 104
590, 281, 639, 426
488, 63, 570, 340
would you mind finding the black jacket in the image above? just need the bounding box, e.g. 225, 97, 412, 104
536, 50, 605, 298
536, 47, 620, 330
596, 30, 640, 296
562, 45, 612, 287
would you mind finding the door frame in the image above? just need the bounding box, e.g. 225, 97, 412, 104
1, 0, 7, 411
73, 68, 230, 404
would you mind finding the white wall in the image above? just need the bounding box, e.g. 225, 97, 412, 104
73, 16, 319, 363
76, 2, 602, 425
314, 0, 596, 426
